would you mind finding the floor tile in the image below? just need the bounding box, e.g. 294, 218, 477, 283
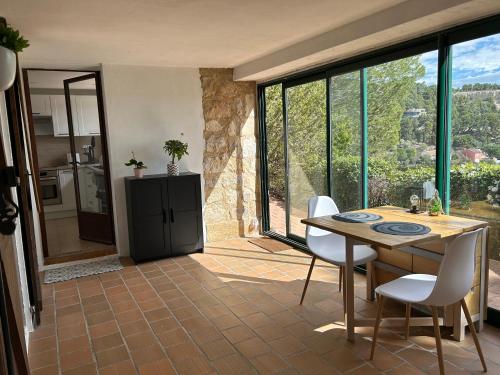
27, 238, 500, 375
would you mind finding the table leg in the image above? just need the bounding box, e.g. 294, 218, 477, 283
345, 237, 355, 341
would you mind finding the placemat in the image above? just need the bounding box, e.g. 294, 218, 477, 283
371, 221, 431, 236
332, 212, 382, 223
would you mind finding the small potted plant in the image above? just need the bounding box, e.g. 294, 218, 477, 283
163, 136, 188, 176
125, 152, 147, 178
0, 24, 29, 91
428, 189, 444, 216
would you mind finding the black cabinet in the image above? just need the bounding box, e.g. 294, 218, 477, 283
125, 173, 203, 262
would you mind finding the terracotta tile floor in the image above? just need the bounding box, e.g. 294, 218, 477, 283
30, 239, 500, 375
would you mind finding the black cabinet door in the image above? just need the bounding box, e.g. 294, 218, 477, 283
129, 178, 171, 261
167, 175, 203, 255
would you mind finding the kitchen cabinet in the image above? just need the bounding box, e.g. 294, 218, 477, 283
31, 95, 52, 116
125, 173, 203, 263
76, 95, 101, 135
45, 94, 100, 137
58, 169, 76, 211
50, 95, 76, 137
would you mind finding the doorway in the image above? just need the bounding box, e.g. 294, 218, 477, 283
23, 69, 116, 264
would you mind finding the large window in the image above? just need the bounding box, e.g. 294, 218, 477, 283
367, 51, 438, 208
449, 33, 500, 312
260, 18, 500, 321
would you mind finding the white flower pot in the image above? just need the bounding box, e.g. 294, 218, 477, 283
0, 46, 16, 91
134, 168, 145, 178
167, 163, 179, 176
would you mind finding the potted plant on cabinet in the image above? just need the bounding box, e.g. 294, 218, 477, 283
163, 137, 188, 176
0, 24, 29, 91
125, 152, 147, 178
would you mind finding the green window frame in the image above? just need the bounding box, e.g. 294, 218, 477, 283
257, 12, 500, 323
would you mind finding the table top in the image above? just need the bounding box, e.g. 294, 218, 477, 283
301, 206, 488, 249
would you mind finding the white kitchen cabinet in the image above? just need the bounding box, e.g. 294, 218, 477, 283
50, 95, 78, 137
59, 169, 77, 211
31, 95, 52, 116
50, 95, 100, 137
76, 95, 101, 135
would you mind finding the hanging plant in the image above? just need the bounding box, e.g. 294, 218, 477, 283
0, 25, 30, 53
0, 24, 29, 91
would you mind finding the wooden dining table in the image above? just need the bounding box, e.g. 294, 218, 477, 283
301, 205, 488, 342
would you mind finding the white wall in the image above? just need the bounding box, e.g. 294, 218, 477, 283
100, 65, 205, 256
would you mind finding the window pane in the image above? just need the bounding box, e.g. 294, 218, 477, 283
367, 51, 438, 209
449, 34, 500, 312
286, 79, 328, 238
264, 84, 286, 235
331, 71, 361, 212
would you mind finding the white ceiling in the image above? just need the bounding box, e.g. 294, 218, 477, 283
3, 0, 403, 68
2, 0, 499, 81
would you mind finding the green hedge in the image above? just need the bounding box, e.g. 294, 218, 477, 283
269, 156, 500, 211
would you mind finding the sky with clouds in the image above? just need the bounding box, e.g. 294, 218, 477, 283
419, 33, 500, 88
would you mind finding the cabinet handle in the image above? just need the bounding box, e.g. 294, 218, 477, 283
162, 209, 166, 223
170, 209, 174, 223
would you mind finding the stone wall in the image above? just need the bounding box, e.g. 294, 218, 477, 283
199, 68, 260, 242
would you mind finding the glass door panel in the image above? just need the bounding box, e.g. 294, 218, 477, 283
64, 73, 114, 243
285, 79, 328, 239
330, 71, 361, 212
449, 33, 500, 314
367, 51, 438, 209
264, 84, 286, 236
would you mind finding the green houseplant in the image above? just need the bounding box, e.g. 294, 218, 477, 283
0, 24, 29, 91
125, 152, 147, 178
163, 137, 188, 176
428, 189, 444, 216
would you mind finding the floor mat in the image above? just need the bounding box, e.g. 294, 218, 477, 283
44, 257, 123, 284
248, 237, 293, 253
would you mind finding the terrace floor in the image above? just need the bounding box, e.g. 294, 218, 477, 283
29, 238, 500, 375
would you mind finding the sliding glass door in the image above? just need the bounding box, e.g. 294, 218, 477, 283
367, 51, 438, 208
285, 79, 328, 239
263, 84, 286, 236
330, 71, 362, 212
448, 33, 500, 316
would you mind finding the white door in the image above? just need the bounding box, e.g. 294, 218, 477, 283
76, 96, 101, 136
59, 169, 77, 211
50, 95, 78, 137
31, 95, 51, 116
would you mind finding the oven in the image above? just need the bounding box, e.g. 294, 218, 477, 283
40, 169, 62, 205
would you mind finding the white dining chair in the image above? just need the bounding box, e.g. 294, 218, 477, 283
370, 228, 487, 375
300, 196, 378, 307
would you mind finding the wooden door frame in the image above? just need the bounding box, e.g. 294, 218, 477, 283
63, 72, 115, 244
21, 68, 115, 259
5, 69, 43, 326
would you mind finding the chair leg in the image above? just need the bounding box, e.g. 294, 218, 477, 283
371, 262, 377, 290
431, 306, 445, 375
338, 266, 343, 293
342, 264, 347, 314
370, 294, 385, 360
405, 303, 411, 340
461, 299, 487, 372
300, 255, 316, 305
